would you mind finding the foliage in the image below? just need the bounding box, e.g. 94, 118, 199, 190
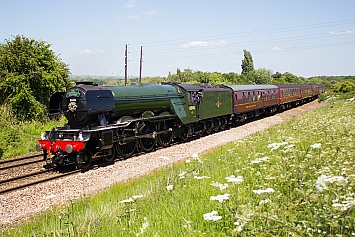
0, 35, 71, 121
241, 49, 255, 76
5, 99, 355, 236
0, 103, 67, 159
332, 80, 355, 93
282, 72, 299, 84
166, 68, 246, 85
246, 68, 273, 84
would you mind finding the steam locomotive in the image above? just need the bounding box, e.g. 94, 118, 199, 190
36, 82, 325, 169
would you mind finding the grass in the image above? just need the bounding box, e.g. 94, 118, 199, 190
0, 104, 67, 159
2, 97, 355, 236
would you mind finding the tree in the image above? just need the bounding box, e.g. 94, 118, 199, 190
332, 80, 355, 93
0, 35, 71, 121
247, 68, 273, 84
241, 49, 254, 76
282, 72, 298, 84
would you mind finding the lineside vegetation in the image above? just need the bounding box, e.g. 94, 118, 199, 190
4, 96, 355, 236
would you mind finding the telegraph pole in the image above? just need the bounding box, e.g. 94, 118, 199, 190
139, 46, 143, 83
124, 44, 128, 86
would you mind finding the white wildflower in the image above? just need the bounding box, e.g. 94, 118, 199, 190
315, 174, 347, 193
203, 211, 222, 222
259, 198, 271, 205
194, 175, 210, 180
185, 159, 191, 163
251, 156, 268, 164
310, 143, 322, 149
284, 144, 295, 149
210, 194, 230, 203
120, 198, 134, 203
315, 175, 328, 193
210, 181, 229, 191
234, 221, 245, 232
166, 184, 174, 191
226, 175, 243, 184
178, 171, 187, 179
267, 142, 288, 151
192, 153, 202, 163
132, 194, 144, 199
332, 196, 355, 211
136, 217, 149, 236
252, 187, 275, 195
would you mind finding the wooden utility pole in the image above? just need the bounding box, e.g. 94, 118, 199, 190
139, 46, 143, 83
125, 44, 128, 86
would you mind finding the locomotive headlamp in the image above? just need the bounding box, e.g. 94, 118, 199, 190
36, 143, 42, 152
66, 144, 73, 153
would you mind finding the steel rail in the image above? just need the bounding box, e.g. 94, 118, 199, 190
0, 159, 45, 171
0, 153, 42, 165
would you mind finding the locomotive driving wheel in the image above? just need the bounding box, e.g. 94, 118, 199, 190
116, 132, 137, 159
180, 125, 189, 141
213, 119, 221, 132
102, 147, 116, 163
157, 118, 173, 147
205, 120, 213, 134
76, 149, 92, 169
138, 121, 157, 152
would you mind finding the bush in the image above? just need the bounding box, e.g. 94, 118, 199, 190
0, 103, 67, 159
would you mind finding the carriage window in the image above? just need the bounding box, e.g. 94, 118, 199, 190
248, 92, 252, 103
242, 92, 246, 103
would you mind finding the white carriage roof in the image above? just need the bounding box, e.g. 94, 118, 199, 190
225, 84, 278, 91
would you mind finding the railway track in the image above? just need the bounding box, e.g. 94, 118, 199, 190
0, 159, 117, 195
0, 153, 44, 171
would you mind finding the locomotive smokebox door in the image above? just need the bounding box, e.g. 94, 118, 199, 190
99, 130, 113, 150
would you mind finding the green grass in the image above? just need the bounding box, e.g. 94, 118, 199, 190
2, 98, 355, 236
0, 104, 67, 159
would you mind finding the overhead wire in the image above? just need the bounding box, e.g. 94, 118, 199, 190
110, 18, 355, 75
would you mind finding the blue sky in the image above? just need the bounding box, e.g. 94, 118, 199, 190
1, 0, 355, 78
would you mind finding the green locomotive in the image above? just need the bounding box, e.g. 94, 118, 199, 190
37, 82, 232, 168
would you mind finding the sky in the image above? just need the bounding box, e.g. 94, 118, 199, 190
1, 0, 355, 78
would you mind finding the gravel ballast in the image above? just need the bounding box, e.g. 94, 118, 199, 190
0, 101, 325, 227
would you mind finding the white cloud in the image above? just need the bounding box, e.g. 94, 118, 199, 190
79, 49, 104, 54
116, 15, 124, 19
126, 11, 157, 20
124, 0, 136, 8
180, 40, 227, 48
140, 10, 157, 16
80, 49, 94, 54
329, 30, 355, 35
272, 46, 282, 51
128, 14, 140, 20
